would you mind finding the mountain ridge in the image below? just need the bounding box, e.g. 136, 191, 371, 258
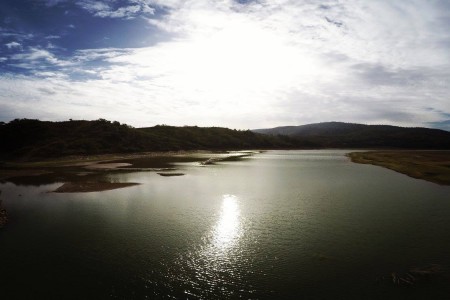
253, 121, 450, 149
253, 121, 448, 134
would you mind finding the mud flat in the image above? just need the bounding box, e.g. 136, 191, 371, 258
157, 173, 185, 177
0, 169, 52, 181
53, 182, 140, 193
348, 150, 450, 185
0, 151, 256, 189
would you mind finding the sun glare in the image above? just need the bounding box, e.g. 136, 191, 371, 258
127, 18, 325, 109
212, 194, 240, 251
177, 22, 316, 94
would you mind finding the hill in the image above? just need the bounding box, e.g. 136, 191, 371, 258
1, 119, 449, 161
253, 122, 450, 149
0, 119, 298, 161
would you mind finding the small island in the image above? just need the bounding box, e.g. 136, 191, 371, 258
348, 151, 450, 185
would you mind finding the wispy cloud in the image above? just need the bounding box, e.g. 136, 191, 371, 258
0, 29, 34, 42
5, 41, 22, 49
73, 48, 132, 62
45, 35, 61, 39
41, 0, 67, 7
9, 47, 72, 69
77, 0, 155, 19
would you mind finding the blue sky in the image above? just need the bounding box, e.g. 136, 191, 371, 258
0, 0, 449, 130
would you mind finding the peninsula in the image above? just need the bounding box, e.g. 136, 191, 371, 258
348, 151, 450, 185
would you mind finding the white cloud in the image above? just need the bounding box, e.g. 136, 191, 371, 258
78, 0, 155, 19
5, 41, 22, 49
9, 47, 72, 68
73, 48, 132, 62
78, 1, 110, 14
0, 30, 34, 41
1, 0, 449, 129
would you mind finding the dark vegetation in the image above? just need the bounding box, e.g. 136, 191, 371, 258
254, 122, 450, 149
1, 119, 449, 161
0, 118, 298, 160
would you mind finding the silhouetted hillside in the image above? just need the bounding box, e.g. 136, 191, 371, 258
1, 119, 449, 161
253, 122, 450, 149
0, 119, 299, 160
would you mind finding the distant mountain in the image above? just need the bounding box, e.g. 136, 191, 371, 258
253, 122, 450, 149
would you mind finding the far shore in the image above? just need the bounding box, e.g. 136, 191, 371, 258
348, 150, 450, 185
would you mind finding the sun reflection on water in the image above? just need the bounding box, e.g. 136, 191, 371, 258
171, 194, 247, 298
211, 194, 240, 252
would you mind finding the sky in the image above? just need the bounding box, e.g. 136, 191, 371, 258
0, 0, 449, 130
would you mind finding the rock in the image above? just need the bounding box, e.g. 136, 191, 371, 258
0, 199, 7, 228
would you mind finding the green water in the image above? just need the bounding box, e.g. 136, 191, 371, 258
1, 150, 449, 299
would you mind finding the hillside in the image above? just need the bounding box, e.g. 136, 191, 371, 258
253, 122, 450, 149
1, 119, 449, 161
0, 119, 299, 161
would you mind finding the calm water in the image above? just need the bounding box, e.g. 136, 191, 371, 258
1, 150, 450, 299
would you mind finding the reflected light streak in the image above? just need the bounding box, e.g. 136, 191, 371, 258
211, 194, 240, 251
171, 194, 244, 297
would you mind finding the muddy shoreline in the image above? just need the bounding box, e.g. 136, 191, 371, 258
53, 182, 140, 193
0, 150, 256, 193
348, 150, 450, 185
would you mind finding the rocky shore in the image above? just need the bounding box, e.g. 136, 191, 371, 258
0, 192, 7, 228
0, 206, 7, 228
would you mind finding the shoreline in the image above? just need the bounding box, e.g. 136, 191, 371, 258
0, 150, 257, 193
3, 149, 449, 190
0, 191, 7, 228
0, 150, 213, 168
0, 150, 217, 181
53, 182, 141, 193
348, 150, 450, 185
0, 205, 7, 227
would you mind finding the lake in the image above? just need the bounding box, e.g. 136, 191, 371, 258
1, 150, 449, 299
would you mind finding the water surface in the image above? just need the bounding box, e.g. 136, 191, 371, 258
1, 150, 449, 299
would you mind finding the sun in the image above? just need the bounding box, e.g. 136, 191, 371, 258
175, 21, 316, 95
128, 17, 321, 105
